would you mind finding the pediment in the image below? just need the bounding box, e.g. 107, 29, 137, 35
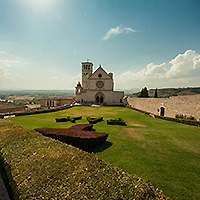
89, 66, 112, 79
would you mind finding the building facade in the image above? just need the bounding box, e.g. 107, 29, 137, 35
75, 61, 124, 105
0, 101, 25, 114
40, 97, 75, 107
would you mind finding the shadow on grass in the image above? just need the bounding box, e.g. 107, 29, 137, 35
87, 141, 113, 153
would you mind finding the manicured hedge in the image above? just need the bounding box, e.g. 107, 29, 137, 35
127, 106, 200, 126
55, 116, 82, 123
55, 118, 69, 122
155, 115, 200, 126
34, 124, 108, 150
67, 116, 82, 123
87, 117, 103, 124
107, 118, 127, 126
0, 119, 168, 199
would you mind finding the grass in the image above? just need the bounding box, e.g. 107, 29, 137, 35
8, 106, 200, 199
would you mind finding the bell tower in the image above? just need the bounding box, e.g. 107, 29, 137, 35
82, 61, 93, 88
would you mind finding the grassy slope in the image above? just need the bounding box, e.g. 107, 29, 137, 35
8, 106, 200, 199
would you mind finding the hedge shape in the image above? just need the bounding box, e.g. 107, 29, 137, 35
34, 124, 108, 150
107, 118, 127, 126
56, 116, 82, 123
87, 117, 103, 124
55, 118, 69, 122
0, 119, 168, 199
67, 116, 82, 123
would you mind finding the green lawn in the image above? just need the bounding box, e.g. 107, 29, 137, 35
8, 106, 200, 200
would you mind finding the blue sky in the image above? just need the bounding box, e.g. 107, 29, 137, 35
0, 0, 200, 90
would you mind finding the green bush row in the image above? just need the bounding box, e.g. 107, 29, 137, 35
107, 118, 127, 126
87, 117, 103, 124
0, 119, 168, 199
155, 115, 200, 126
127, 106, 200, 126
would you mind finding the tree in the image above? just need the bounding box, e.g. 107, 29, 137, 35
154, 88, 158, 98
139, 87, 149, 98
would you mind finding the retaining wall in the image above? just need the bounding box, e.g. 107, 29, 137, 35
127, 95, 200, 120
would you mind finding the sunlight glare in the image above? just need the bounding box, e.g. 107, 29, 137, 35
21, 0, 61, 14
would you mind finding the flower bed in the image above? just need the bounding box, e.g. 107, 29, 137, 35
0, 119, 168, 200
34, 124, 108, 150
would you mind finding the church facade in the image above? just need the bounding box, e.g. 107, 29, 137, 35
75, 61, 124, 105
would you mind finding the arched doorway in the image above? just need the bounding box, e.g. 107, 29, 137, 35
96, 96, 99, 103
160, 107, 165, 116
95, 92, 105, 104
100, 96, 103, 103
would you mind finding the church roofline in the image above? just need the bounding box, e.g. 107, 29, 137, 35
81, 61, 93, 64
92, 65, 107, 75
89, 65, 112, 79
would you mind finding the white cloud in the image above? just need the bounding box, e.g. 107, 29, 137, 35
166, 50, 200, 78
102, 25, 136, 41
0, 50, 26, 88
0, 57, 12, 81
115, 50, 200, 89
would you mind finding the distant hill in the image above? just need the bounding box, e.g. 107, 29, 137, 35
129, 87, 200, 97
123, 88, 140, 95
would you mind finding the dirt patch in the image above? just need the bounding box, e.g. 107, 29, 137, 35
65, 107, 118, 116
129, 122, 146, 127
173, 138, 200, 154
123, 127, 144, 141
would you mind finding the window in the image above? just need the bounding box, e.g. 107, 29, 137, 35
98, 74, 102, 78
84, 72, 88, 75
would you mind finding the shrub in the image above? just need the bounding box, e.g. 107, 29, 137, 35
55, 116, 82, 123
107, 118, 127, 126
87, 117, 103, 124
34, 124, 108, 150
0, 119, 168, 199
55, 118, 69, 122
67, 116, 82, 123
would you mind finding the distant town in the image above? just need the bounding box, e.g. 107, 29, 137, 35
0, 87, 200, 107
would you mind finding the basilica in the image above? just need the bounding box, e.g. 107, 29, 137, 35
75, 61, 124, 105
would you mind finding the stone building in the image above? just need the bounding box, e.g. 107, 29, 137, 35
75, 61, 124, 105
0, 101, 25, 114
40, 97, 75, 107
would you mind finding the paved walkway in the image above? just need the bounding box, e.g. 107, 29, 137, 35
0, 172, 10, 200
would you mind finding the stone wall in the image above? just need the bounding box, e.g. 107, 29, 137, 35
127, 95, 200, 120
